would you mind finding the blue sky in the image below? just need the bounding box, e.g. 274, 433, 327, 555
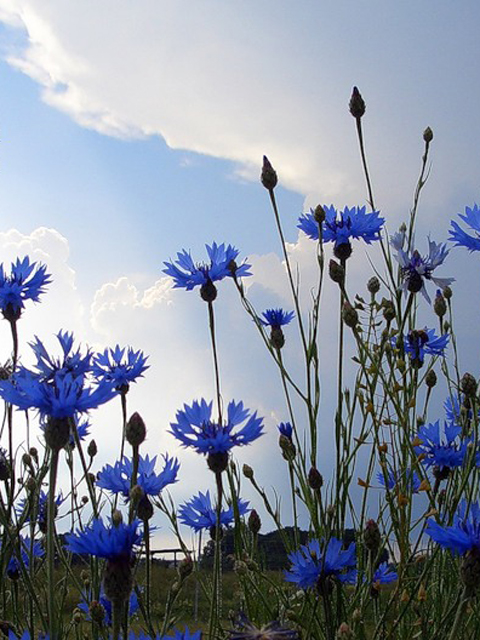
0, 1, 479, 546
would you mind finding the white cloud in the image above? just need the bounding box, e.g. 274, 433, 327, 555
1, 0, 478, 214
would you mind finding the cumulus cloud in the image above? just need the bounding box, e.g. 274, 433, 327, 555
1, 0, 479, 214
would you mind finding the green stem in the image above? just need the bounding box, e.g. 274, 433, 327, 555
47, 449, 59, 640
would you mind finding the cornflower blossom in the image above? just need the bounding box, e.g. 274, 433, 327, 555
277, 422, 293, 442
17, 490, 64, 533
372, 562, 398, 585
284, 537, 356, 591
414, 420, 467, 475
0, 256, 51, 322
97, 454, 180, 499
230, 614, 299, 639
390, 232, 454, 302
0, 333, 116, 422
179, 491, 249, 532
393, 328, 449, 368
78, 588, 139, 626
260, 308, 295, 349
170, 399, 264, 466
5, 537, 44, 580
162, 629, 202, 640
377, 468, 421, 494
92, 345, 149, 392
65, 518, 142, 560
298, 205, 384, 260
163, 242, 252, 302
449, 204, 480, 252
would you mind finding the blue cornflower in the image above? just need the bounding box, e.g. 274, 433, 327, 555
426, 500, 480, 555
394, 328, 449, 368
449, 204, 480, 252
414, 420, 467, 472
97, 454, 180, 499
278, 422, 293, 441
298, 205, 384, 260
377, 468, 421, 493
5, 536, 44, 580
17, 490, 64, 533
391, 233, 454, 302
0, 256, 51, 322
78, 587, 139, 625
170, 399, 264, 456
163, 242, 252, 302
65, 518, 142, 560
92, 346, 149, 391
284, 537, 356, 591
162, 629, 202, 640
260, 309, 295, 328
29, 331, 92, 382
372, 562, 398, 585
179, 490, 249, 532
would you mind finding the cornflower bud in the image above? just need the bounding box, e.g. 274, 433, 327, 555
126, 412, 146, 447
381, 299, 395, 323
112, 510, 123, 527
461, 373, 477, 398
129, 484, 144, 507
81, 495, 89, 504
423, 127, 433, 143
425, 369, 437, 388
89, 600, 106, 624
178, 555, 194, 581
329, 259, 345, 285
434, 290, 447, 318
29, 447, 38, 463
364, 519, 381, 555
314, 204, 326, 224
367, 276, 380, 295
261, 156, 278, 190
87, 439, 97, 458
279, 434, 296, 461
342, 302, 359, 328
248, 509, 261, 535
349, 86, 366, 119
243, 464, 254, 479
0, 450, 8, 482
308, 467, 323, 490
443, 285, 453, 300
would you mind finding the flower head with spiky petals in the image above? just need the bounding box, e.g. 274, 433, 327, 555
170, 399, 264, 455
0, 256, 51, 322
229, 613, 299, 639
260, 309, 295, 328
65, 518, 142, 560
5, 536, 44, 580
29, 331, 92, 382
426, 500, 480, 555
163, 243, 251, 302
298, 205, 384, 260
92, 346, 149, 392
284, 537, 356, 591
97, 454, 179, 499
449, 204, 480, 252
391, 233, 454, 303
414, 420, 467, 472
394, 328, 449, 368
372, 562, 398, 585
377, 468, 421, 494
161, 628, 202, 640
17, 490, 64, 533
179, 490, 249, 532
277, 422, 293, 441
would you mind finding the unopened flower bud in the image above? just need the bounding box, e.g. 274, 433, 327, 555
73, 610, 83, 625
261, 156, 278, 190
313, 205, 326, 224
434, 290, 447, 318
248, 509, 261, 535
279, 434, 296, 461
81, 495, 89, 504
308, 467, 323, 490
234, 560, 249, 576
423, 127, 433, 143
87, 439, 97, 458
367, 276, 380, 295
126, 412, 146, 447
329, 259, 345, 285
178, 555, 194, 581
425, 369, 437, 388
243, 464, 254, 480
29, 447, 38, 463
461, 373, 477, 398
349, 86, 366, 119
89, 600, 106, 624
129, 484, 144, 506
112, 509, 123, 527
80, 569, 89, 582
342, 302, 359, 328
381, 299, 396, 323
0, 450, 9, 482
26, 476, 36, 492
443, 285, 453, 300
364, 519, 381, 555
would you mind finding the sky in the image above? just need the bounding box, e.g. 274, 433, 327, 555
0, 0, 479, 551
